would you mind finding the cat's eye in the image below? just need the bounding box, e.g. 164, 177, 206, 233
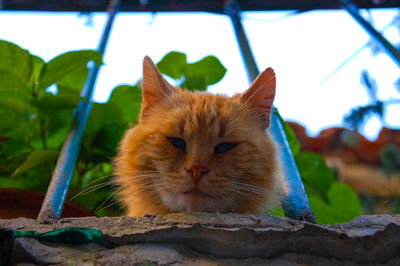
167, 137, 186, 151
214, 142, 238, 154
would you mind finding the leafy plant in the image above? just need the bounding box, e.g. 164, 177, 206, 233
0, 43, 226, 216
156, 51, 226, 91
0, 40, 102, 194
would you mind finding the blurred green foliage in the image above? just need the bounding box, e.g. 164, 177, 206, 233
0, 41, 362, 223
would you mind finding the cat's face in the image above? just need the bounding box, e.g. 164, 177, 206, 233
115, 56, 279, 215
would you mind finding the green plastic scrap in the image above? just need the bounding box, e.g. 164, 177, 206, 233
12, 227, 113, 248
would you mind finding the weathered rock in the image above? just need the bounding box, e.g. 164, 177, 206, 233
0, 213, 399, 265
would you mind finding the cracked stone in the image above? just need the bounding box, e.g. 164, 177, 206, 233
0, 213, 399, 265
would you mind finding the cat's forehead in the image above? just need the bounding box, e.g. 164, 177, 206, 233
164, 91, 249, 139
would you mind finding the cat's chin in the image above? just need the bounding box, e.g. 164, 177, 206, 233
159, 189, 229, 213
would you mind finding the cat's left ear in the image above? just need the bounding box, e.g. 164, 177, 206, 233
140, 56, 177, 121
240, 68, 276, 128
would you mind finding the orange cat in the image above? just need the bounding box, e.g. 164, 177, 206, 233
114, 56, 280, 216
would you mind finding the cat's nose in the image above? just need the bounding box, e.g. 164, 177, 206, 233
185, 164, 209, 182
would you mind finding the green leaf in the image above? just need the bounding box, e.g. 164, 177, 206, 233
328, 183, 363, 217
85, 102, 122, 134
0, 98, 32, 136
295, 151, 335, 194
0, 40, 33, 86
303, 182, 326, 202
184, 56, 226, 86
90, 123, 126, 163
39, 50, 102, 90
0, 177, 32, 189
45, 107, 74, 133
0, 139, 30, 159
108, 84, 142, 124
0, 70, 31, 101
310, 182, 363, 224
280, 118, 301, 156
45, 125, 70, 150
0, 152, 28, 175
0, 97, 29, 116
30, 92, 80, 115
267, 207, 285, 217
156, 52, 226, 91
44, 109, 74, 149
82, 102, 124, 151
57, 66, 89, 95
157, 51, 187, 79
30, 55, 45, 86
11, 150, 59, 177
183, 74, 207, 91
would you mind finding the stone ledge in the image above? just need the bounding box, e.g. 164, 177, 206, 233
1, 213, 399, 265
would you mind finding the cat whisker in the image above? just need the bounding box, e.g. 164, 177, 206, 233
114, 170, 158, 175
228, 182, 280, 201
94, 190, 120, 213
147, 117, 174, 123
115, 173, 161, 182
95, 200, 122, 215
225, 187, 266, 205
142, 192, 164, 214
117, 173, 160, 178
229, 181, 272, 193
116, 169, 158, 173
70, 181, 115, 201
84, 174, 115, 188
227, 183, 267, 196
133, 182, 167, 191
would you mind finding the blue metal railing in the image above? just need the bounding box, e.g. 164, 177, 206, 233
37, 0, 120, 219
342, 0, 400, 68
225, 0, 316, 223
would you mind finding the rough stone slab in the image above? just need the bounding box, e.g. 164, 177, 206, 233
0, 213, 399, 264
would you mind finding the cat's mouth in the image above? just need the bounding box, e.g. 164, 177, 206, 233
182, 187, 212, 198
163, 187, 224, 212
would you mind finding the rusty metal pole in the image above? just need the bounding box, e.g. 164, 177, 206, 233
38, 0, 120, 220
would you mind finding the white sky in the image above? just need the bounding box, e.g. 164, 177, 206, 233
0, 9, 399, 139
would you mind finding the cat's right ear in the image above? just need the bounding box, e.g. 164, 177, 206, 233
240, 68, 276, 129
140, 56, 177, 121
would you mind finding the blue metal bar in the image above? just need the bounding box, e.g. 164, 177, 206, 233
225, 0, 316, 223
342, 0, 400, 68
38, 0, 120, 220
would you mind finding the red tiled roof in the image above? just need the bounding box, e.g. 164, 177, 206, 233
288, 122, 400, 164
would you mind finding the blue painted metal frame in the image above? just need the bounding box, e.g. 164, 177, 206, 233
342, 0, 400, 68
37, 0, 120, 220
225, 0, 316, 223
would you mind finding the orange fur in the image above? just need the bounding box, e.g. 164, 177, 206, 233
114, 56, 280, 216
